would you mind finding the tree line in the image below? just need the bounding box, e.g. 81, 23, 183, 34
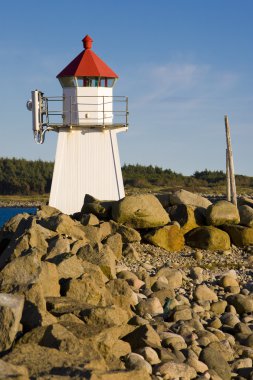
0, 157, 252, 195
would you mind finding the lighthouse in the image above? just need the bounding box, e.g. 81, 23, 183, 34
27, 35, 128, 215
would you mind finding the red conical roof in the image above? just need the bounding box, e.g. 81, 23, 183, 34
57, 35, 118, 78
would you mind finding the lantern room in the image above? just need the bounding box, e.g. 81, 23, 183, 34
57, 35, 119, 126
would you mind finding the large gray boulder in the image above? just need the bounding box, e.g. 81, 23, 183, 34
221, 224, 253, 247
185, 226, 231, 251
206, 200, 240, 226
169, 189, 212, 208
0, 293, 24, 351
112, 194, 170, 229
239, 205, 253, 227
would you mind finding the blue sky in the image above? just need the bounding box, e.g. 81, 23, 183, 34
0, 0, 253, 175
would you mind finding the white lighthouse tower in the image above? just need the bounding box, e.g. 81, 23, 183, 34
27, 35, 128, 215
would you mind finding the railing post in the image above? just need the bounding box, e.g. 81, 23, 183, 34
103, 96, 104, 127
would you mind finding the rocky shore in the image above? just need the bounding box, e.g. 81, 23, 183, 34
0, 190, 253, 379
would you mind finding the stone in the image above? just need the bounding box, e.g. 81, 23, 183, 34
0, 250, 42, 293
210, 300, 227, 315
51, 253, 84, 280
144, 225, 185, 252
122, 243, 140, 261
36, 205, 61, 219
81, 194, 114, 220
187, 357, 208, 374
220, 312, 240, 327
65, 274, 113, 306
149, 288, 175, 305
106, 279, 137, 311
168, 204, 205, 234
123, 324, 161, 350
38, 213, 87, 240
0, 359, 29, 380
81, 213, 100, 226
200, 346, 231, 380
206, 200, 240, 226
138, 346, 160, 365
171, 304, 192, 322
78, 244, 116, 279
155, 361, 197, 379
125, 353, 152, 374
89, 369, 152, 380
21, 283, 57, 330
161, 332, 187, 350
46, 235, 71, 260
221, 224, 253, 247
153, 268, 183, 289
232, 357, 252, 370
80, 305, 130, 327
185, 226, 231, 251
238, 196, 253, 208
135, 297, 163, 317
4, 342, 98, 378
194, 284, 218, 303
112, 194, 170, 229
0, 293, 24, 351
226, 294, 253, 314
239, 205, 253, 227
220, 275, 239, 289
169, 189, 212, 208
103, 233, 123, 260
116, 224, 141, 243
37, 261, 60, 297
117, 271, 145, 291
189, 267, 203, 283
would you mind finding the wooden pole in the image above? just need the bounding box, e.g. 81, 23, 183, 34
226, 149, 231, 202
224, 115, 237, 207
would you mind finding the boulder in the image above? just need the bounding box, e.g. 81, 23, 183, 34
0, 359, 29, 380
169, 189, 211, 208
144, 225, 184, 252
221, 224, 253, 247
226, 294, 253, 314
116, 224, 141, 243
206, 200, 240, 226
155, 361, 197, 379
103, 233, 123, 260
237, 196, 253, 208
185, 226, 231, 251
37, 261, 60, 297
123, 324, 161, 350
200, 346, 231, 380
239, 205, 253, 227
21, 283, 57, 330
36, 205, 61, 219
106, 279, 137, 311
0, 293, 24, 351
81, 213, 100, 226
81, 194, 114, 220
124, 353, 152, 374
65, 275, 113, 306
38, 213, 87, 240
152, 268, 183, 289
122, 243, 140, 261
77, 244, 116, 279
80, 305, 129, 327
4, 342, 101, 378
168, 204, 205, 234
193, 284, 218, 302
90, 369, 151, 380
135, 297, 163, 317
50, 253, 84, 280
0, 250, 42, 293
112, 194, 170, 229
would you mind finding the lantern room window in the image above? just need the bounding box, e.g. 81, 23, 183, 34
77, 77, 115, 88
59, 76, 116, 88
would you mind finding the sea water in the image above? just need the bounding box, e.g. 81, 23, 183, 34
0, 207, 37, 229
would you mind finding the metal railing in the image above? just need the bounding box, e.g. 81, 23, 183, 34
45, 95, 128, 129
